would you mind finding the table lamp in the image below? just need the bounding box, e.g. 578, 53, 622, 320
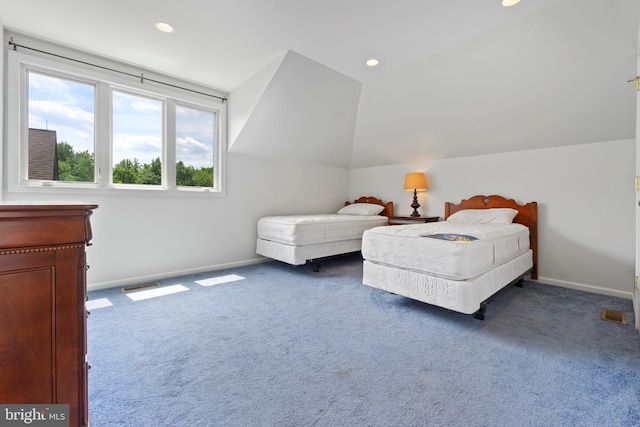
404, 172, 428, 217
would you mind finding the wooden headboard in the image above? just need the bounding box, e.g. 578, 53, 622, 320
345, 196, 394, 217
445, 195, 538, 280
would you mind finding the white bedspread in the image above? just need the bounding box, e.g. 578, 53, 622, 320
361, 222, 530, 280
258, 214, 388, 246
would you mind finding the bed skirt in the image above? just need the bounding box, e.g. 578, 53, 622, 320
362, 250, 533, 314
256, 238, 363, 265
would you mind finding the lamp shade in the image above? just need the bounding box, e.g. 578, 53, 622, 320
404, 172, 428, 192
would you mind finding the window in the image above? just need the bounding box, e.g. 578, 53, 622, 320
112, 90, 163, 186
28, 71, 95, 183
176, 105, 216, 188
8, 49, 226, 195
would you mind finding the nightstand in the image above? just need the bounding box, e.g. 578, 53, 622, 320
388, 216, 439, 225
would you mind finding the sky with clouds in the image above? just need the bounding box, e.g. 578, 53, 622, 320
28, 72, 215, 169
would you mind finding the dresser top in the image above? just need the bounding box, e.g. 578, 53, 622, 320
0, 202, 98, 212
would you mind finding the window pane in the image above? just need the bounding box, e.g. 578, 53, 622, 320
28, 72, 95, 182
176, 105, 215, 188
112, 91, 163, 185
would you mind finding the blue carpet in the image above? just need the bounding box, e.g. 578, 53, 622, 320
87, 254, 640, 426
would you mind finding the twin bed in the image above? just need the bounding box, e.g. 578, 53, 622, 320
256, 196, 393, 269
362, 195, 537, 319
257, 194, 538, 319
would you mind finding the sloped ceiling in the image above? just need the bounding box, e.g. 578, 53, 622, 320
228, 51, 361, 169
0, 0, 638, 169
0, 0, 569, 92
352, 0, 640, 168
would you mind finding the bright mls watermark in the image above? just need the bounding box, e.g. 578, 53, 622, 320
0, 405, 69, 427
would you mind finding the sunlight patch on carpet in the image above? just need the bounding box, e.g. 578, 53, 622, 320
195, 274, 245, 287
86, 298, 113, 310
126, 284, 189, 301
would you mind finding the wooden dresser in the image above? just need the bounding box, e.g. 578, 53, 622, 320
0, 204, 97, 427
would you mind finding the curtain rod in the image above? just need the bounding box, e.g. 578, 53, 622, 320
8, 38, 227, 103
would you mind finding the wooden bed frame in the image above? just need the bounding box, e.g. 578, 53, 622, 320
445, 195, 538, 279
346, 196, 394, 217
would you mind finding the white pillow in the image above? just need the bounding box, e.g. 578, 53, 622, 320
337, 203, 385, 216
446, 208, 519, 224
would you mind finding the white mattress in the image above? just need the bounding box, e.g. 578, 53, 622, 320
257, 214, 388, 246
363, 251, 533, 314
361, 222, 530, 280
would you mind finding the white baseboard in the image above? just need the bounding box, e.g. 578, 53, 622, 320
87, 258, 271, 291
536, 276, 633, 300
88, 261, 636, 304
633, 292, 639, 331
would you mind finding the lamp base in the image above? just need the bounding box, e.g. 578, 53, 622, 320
410, 190, 421, 217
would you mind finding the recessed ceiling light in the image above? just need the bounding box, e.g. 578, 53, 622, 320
502, 0, 522, 6
366, 58, 380, 67
154, 21, 175, 33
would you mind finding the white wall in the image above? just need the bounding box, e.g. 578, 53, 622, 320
0, 21, 3, 197
349, 139, 636, 299
2, 153, 350, 290
0, 32, 353, 290
2, 28, 635, 298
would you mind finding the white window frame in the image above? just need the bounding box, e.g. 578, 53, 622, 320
7, 50, 227, 196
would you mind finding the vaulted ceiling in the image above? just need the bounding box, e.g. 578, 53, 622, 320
351, 0, 640, 167
1, 0, 639, 168
0, 0, 569, 92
